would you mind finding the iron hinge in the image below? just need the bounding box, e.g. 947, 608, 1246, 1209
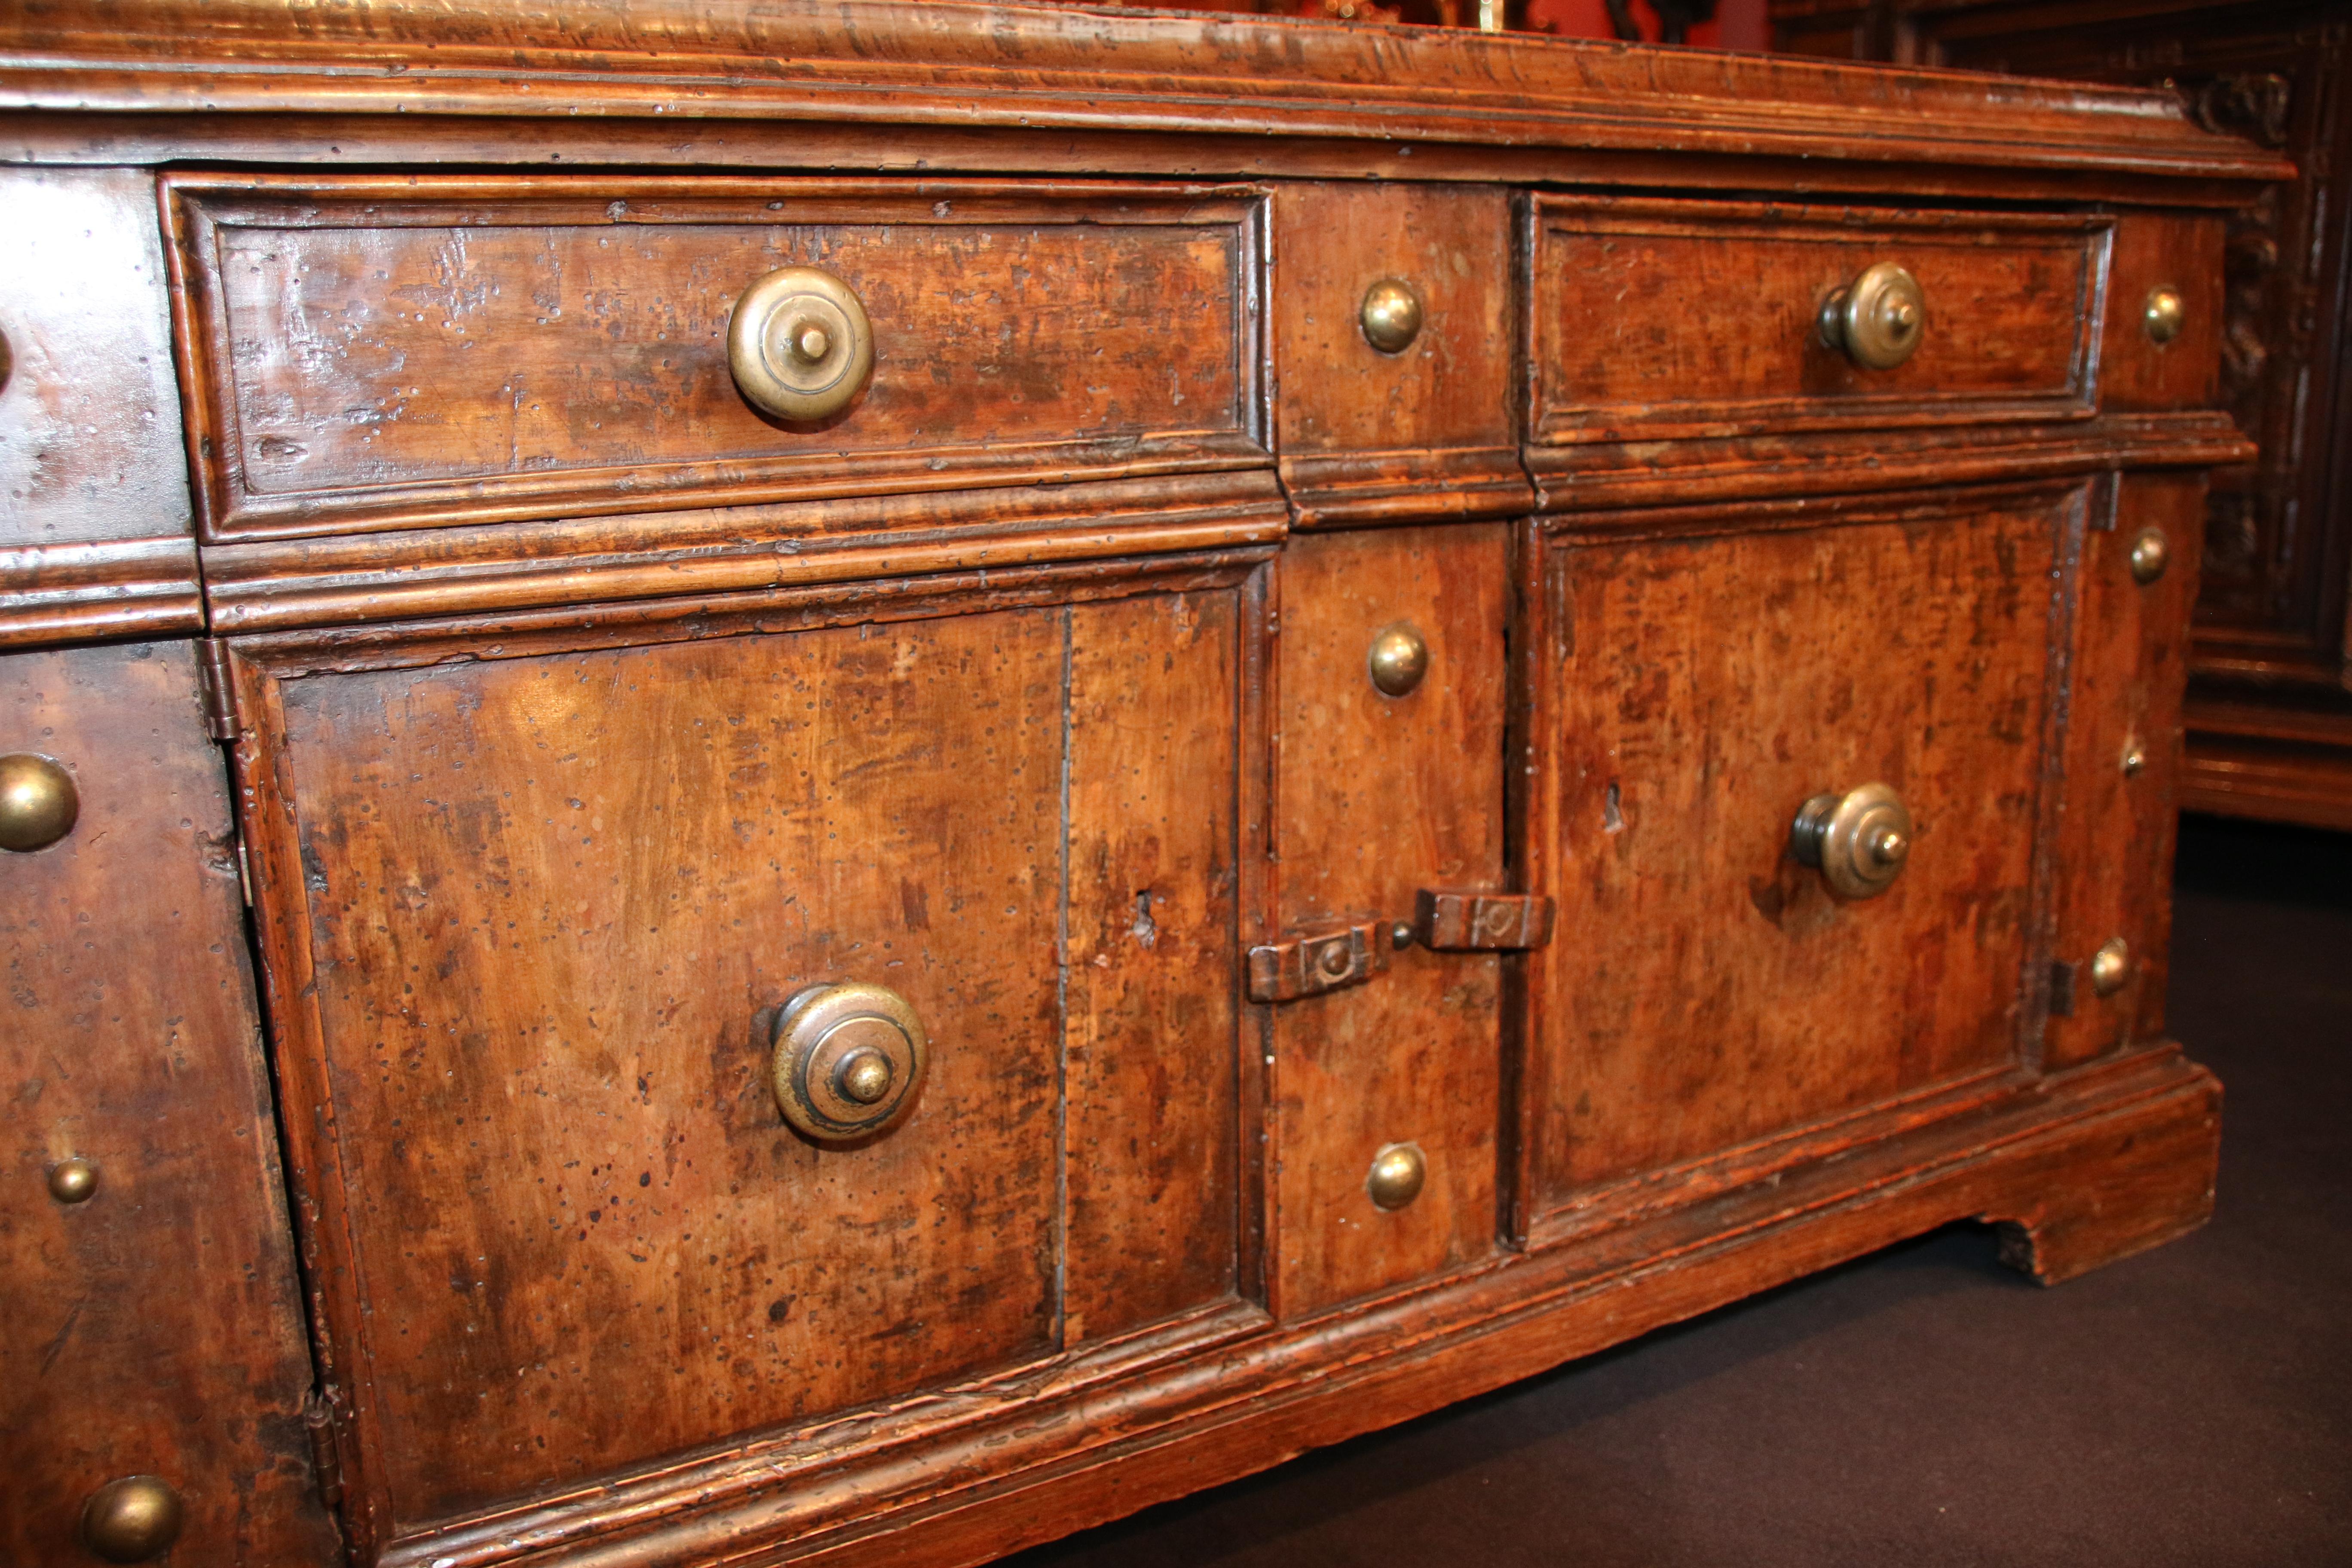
303, 1386, 349, 1514
197, 640, 241, 744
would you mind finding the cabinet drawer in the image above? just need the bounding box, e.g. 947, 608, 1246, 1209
1525, 197, 2108, 446
1521, 492, 2064, 1229
165, 176, 1267, 541
226, 565, 1259, 1538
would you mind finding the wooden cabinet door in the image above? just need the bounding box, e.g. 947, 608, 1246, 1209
1521, 492, 2067, 1233
224, 566, 1259, 1547
1268, 525, 1509, 1316
0, 643, 334, 1567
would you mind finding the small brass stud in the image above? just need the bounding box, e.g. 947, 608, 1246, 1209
2089, 937, 2131, 997
0, 753, 77, 852
790, 320, 832, 364
2128, 527, 2170, 585
48, 1156, 98, 1204
1390, 919, 1416, 951
1366, 1142, 1427, 1211
2144, 286, 2186, 345
2121, 738, 2148, 777
1367, 623, 1430, 698
81, 1476, 183, 1563
1360, 278, 1424, 355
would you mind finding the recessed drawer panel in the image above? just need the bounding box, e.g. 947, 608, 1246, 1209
227, 568, 1254, 1534
1523, 493, 2063, 1228
1525, 197, 2109, 445
165, 176, 1266, 541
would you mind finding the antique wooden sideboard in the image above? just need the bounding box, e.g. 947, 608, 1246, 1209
0, 5, 2282, 1565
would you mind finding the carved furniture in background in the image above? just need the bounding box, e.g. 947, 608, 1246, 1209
1771, 0, 2352, 827
0, 5, 2276, 1564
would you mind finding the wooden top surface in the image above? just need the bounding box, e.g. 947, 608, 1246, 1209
0, 0, 2289, 189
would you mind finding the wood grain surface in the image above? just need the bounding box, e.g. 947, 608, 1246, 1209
0, 0, 2291, 198
1271, 183, 1528, 528
232, 571, 1252, 1535
1527, 197, 2106, 445
2046, 473, 2204, 1067
168, 178, 1265, 541
1268, 525, 1506, 1317
0, 642, 335, 1566
1525, 495, 2060, 1209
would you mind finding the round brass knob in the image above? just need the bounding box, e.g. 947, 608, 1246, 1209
1820, 262, 1926, 371
2128, 527, 2170, 585
2089, 937, 2131, 997
1367, 623, 1430, 698
1791, 781, 1914, 900
728, 266, 874, 423
1360, 278, 1424, 355
2144, 286, 2186, 345
48, 1155, 98, 1204
0, 753, 77, 852
2121, 737, 2148, 778
1366, 1142, 1427, 1211
771, 981, 927, 1143
81, 1476, 183, 1563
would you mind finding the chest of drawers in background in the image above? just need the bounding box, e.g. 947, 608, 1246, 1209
0, 6, 2282, 1566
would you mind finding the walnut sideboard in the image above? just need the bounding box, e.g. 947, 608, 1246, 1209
0, 6, 2284, 1566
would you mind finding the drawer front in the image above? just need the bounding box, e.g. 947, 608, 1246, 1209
1527, 197, 2109, 444
0, 643, 333, 1567
1523, 495, 2061, 1221
1268, 526, 1507, 1315
166, 176, 1266, 540
230, 573, 1254, 1535
1271, 184, 1530, 526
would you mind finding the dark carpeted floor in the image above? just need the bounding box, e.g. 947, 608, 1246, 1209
1009, 814, 2352, 1568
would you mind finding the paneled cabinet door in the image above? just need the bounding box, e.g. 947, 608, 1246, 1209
1519, 490, 2075, 1237
222, 565, 1262, 1548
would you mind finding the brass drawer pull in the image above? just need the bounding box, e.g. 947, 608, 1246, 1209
728, 265, 875, 422
1790, 781, 1913, 899
1249, 891, 1556, 1003
1366, 1142, 1427, 1210
770, 981, 927, 1143
1360, 277, 1424, 354
1819, 261, 1925, 370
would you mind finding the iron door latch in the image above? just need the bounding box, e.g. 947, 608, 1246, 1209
1247, 891, 1555, 1003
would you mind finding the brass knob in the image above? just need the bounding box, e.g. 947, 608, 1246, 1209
2121, 737, 2148, 777
771, 981, 927, 1143
1367, 623, 1429, 698
2089, 937, 2131, 997
2128, 527, 2170, 585
0, 753, 77, 852
1820, 261, 1926, 370
1366, 1142, 1427, 1211
2144, 286, 2186, 345
1360, 278, 1424, 355
48, 1156, 98, 1204
728, 266, 874, 423
1791, 781, 1914, 900
81, 1476, 183, 1563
